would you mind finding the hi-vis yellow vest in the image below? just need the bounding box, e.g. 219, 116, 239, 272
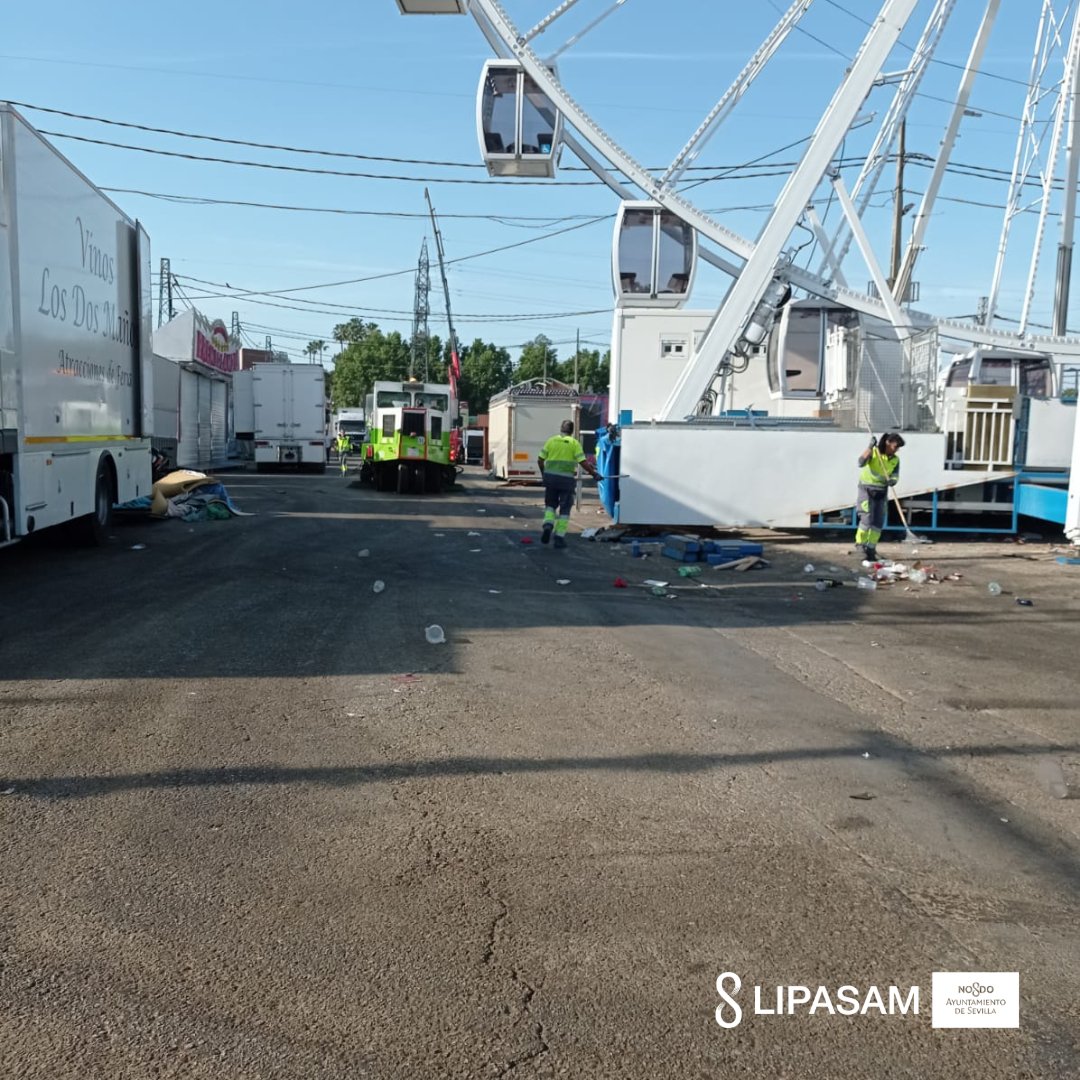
859, 448, 898, 488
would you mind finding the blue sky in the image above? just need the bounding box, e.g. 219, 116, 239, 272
1, 1, 1067, 365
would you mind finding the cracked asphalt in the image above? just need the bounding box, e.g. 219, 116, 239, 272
1, 468, 1078, 1078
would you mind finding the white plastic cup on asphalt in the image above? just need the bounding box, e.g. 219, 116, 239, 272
372, 580, 385, 594
425, 625, 446, 644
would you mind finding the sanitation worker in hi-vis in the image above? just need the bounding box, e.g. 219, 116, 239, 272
855, 432, 906, 562
537, 420, 601, 549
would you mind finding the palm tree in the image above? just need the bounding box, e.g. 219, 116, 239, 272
308, 339, 327, 366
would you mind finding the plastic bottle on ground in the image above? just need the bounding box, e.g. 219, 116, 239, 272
856, 577, 878, 591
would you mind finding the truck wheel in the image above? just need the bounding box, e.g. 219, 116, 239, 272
77, 459, 114, 546
396, 463, 409, 494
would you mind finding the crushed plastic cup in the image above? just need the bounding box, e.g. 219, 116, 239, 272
556, 579, 571, 586
856, 577, 878, 591
908, 569, 928, 584
803, 563, 815, 573
987, 581, 1003, 596
372, 580, 385, 594
650, 586, 668, 596
677, 565, 702, 578
424, 625, 446, 645
130, 544, 147, 551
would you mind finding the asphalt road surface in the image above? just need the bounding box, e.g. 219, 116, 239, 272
2, 469, 1078, 1078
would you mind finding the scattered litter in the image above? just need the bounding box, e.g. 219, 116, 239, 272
372, 580, 385, 594
0, 786, 15, 796
1000, 817, 1010, 824
556, 579, 571, 586
643, 579, 669, 588
596, 527, 628, 543
677, 565, 703, 578
856, 578, 878, 591
803, 563, 815, 573
581, 527, 599, 539
391, 673, 420, 684
477, 508, 487, 513
987, 581, 1003, 596
130, 544, 147, 551
650, 586, 668, 596
520, 537, 533, 545
613, 577, 628, 588
712, 555, 768, 572
826, 566, 844, 574
467, 531, 482, 537
860, 752, 872, 759
908, 568, 928, 584
488, 589, 502, 594
434, 532, 445, 538
1037, 759, 1069, 799
1055, 555, 1080, 565
815, 578, 844, 590
357, 549, 370, 558
870, 641, 880, 647
849, 792, 876, 801
470, 548, 482, 553
424, 625, 446, 644
1015, 597, 1034, 607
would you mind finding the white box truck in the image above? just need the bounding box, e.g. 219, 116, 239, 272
487, 379, 579, 481
236, 363, 326, 471
0, 103, 153, 546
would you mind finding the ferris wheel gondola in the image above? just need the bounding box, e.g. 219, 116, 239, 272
476, 60, 563, 177
613, 202, 696, 308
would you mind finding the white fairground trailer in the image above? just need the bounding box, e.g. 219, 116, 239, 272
234, 364, 327, 471
0, 103, 153, 547
488, 379, 580, 481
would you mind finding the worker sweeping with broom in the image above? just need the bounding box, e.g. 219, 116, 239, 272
855, 432, 905, 562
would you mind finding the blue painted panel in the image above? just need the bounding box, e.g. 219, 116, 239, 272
1016, 483, 1067, 524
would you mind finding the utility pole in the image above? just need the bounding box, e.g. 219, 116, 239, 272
888, 120, 906, 292
157, 257, 174, 327
575, 328, 580, 389
410, 239, 431, 380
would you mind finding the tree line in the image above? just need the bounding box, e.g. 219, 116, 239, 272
320, 318, 609, 414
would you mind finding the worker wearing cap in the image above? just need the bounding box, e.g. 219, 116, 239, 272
855, 432, 905, 561
538, 420, 601, 549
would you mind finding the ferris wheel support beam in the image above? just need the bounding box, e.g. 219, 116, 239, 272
1021, 4, 1080, 335
831, 174, 913, 336
895, 0, 1001, 304
1054, 14, 1080, 333
987, 0, 1062, 326
658, 0, 816, 193
657, 0, 919, 420
824, 0, 957, 278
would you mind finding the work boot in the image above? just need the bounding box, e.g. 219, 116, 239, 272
863, 544, 878, 563
541, 522, 553, 545
553, 535, 567, 549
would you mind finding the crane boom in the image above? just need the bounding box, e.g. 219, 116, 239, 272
425, 188, 461, 389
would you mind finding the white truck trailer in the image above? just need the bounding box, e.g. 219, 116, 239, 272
0, 103, 153, 546
234, 363, 327, 471
487, 379, 580, 481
